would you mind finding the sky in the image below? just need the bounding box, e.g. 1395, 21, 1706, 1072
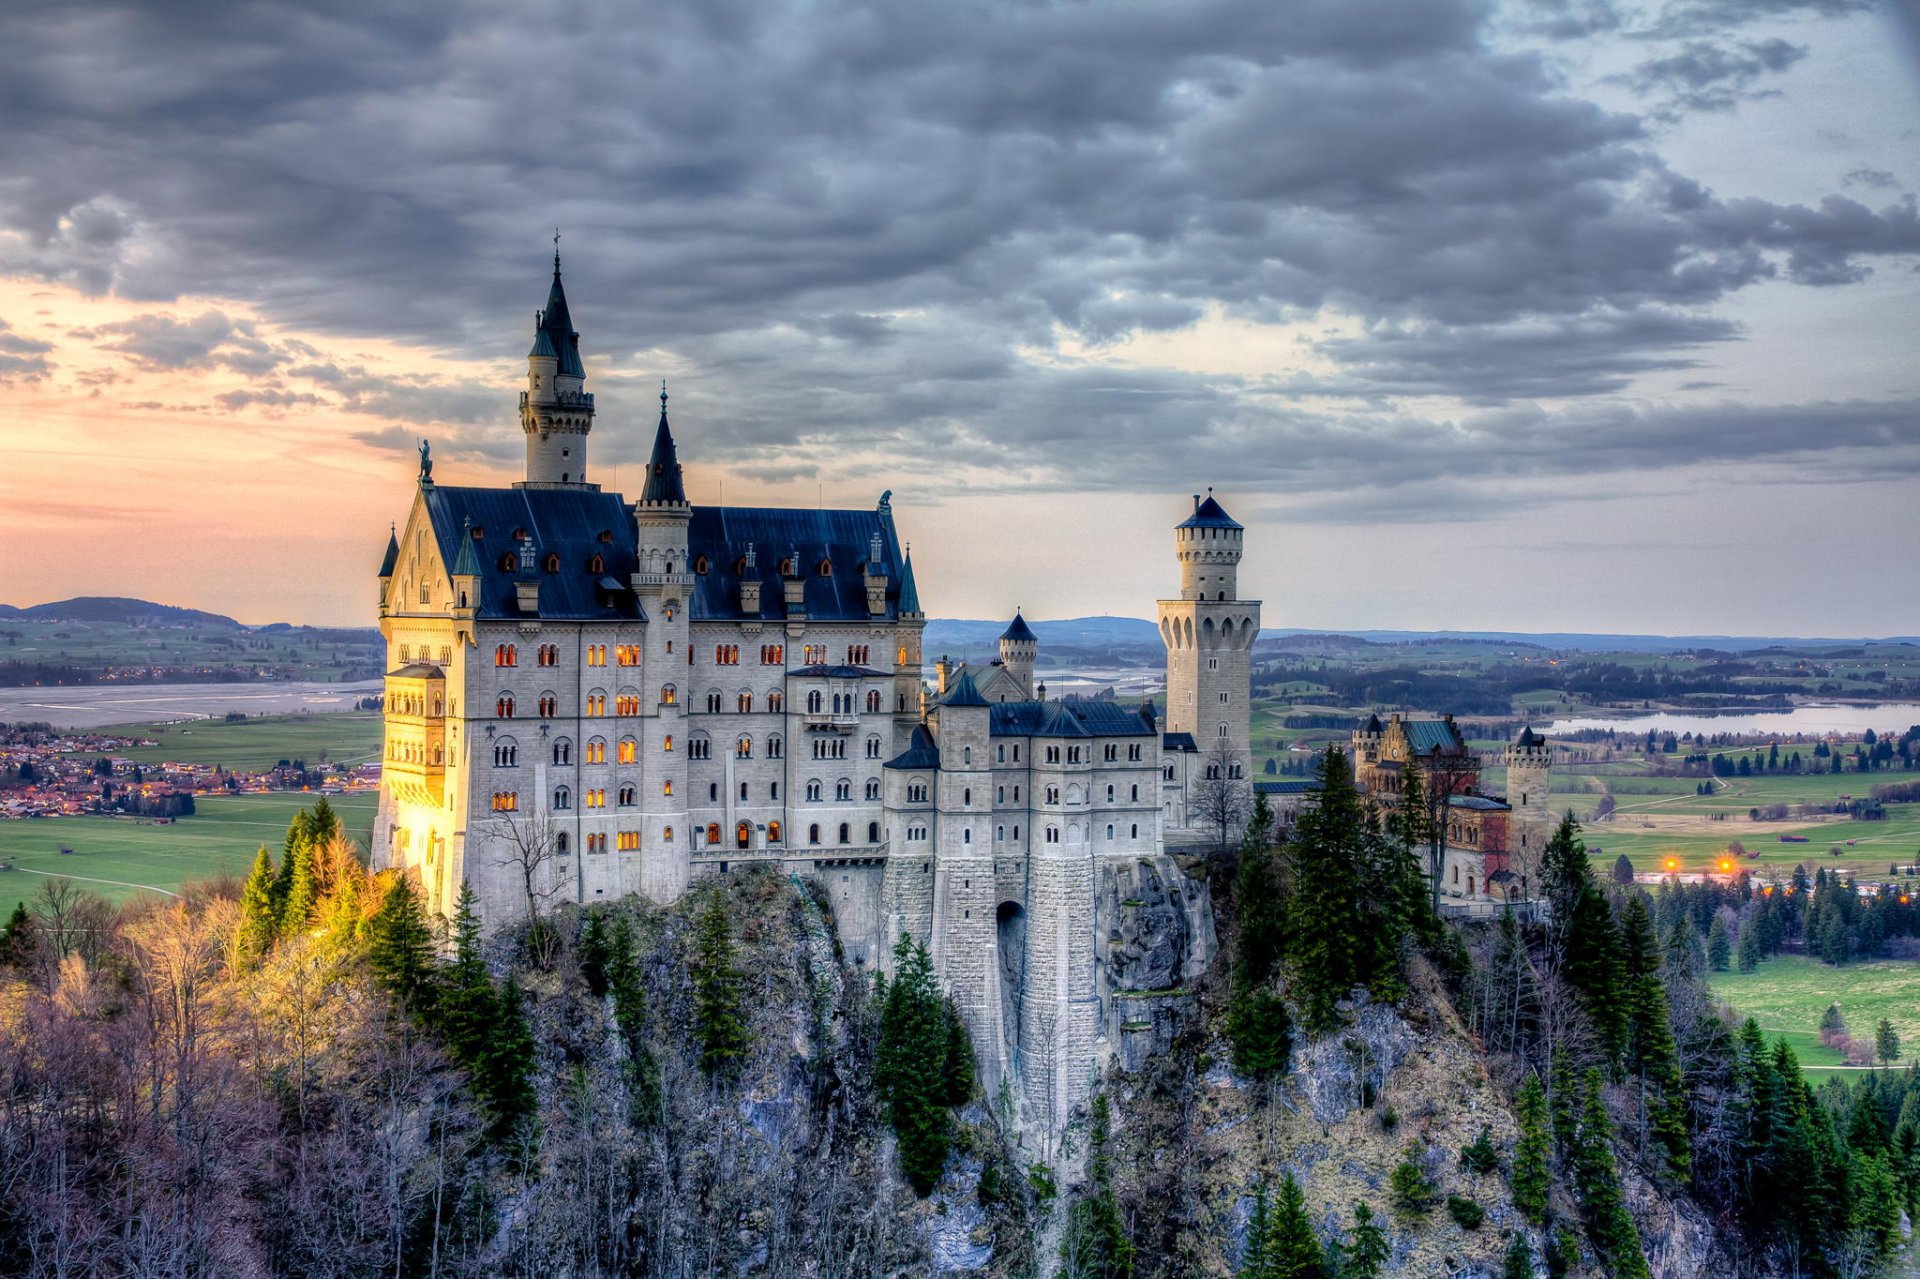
0, 0, 1916, 636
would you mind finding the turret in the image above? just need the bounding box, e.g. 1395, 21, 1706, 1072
377, 524, 399, 612
634, 384, 691, 582
1503, 726, 1553, 867
1176, 487, 1244, 602
450, 518, 481, 615
998, 610, 1037, 699
518, 245, 596, 488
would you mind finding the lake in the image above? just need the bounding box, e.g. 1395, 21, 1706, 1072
0, 681, 383, 729
1545, 703, 1920, 739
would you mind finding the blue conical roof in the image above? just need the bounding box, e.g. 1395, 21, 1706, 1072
898, 547, 921, 615
1178, 491, 1242, 530
1000, 611, 1036, 644
378, 526, 399, 578
451, 519, 481, 576
531, 261, 585, 378
640, 390, 687, 505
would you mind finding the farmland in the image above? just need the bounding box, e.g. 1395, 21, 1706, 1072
1709, 954, 1920, 1080
94, 711, 385, 773
0, 791, 377, 903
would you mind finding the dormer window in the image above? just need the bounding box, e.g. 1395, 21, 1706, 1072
778, 558, 794, 576
470, 525, 485, 539
588, 554, 605, 573
498, 553, 515, 571
693, 555, 709, 575
543, 553, 560, 573
817, 558, 833, 577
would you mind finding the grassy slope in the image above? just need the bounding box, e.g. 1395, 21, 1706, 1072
0, 791, 376, 903
1709, 955, 1920, 1079
94, 711, 385, 772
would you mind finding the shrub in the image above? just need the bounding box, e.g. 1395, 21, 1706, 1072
1446, 1195, 1485, 1229
1390, 1154, 1437, 1215
1460, 1127, 1500, 1175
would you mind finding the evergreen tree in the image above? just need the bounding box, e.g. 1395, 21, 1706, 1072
1875, 1018, 1901, 1065
1511, 1073, 1552, 1224
1549, 1050, 1579, 1169
1268, 1172, 1324, 1279
438, 884, 499, 1071
365, 873, 435, 1010
1620, 895, 1690, 1182
1501, 1232, 1533, 1279
1229, 983, 1292, 1079
1064, 1094, 1133, 1278
1735, 916, 1761, 972
1611, 853, 1635, 885
579, 906, 611, 997
278, 840, 318, 936
878, 935, 957, 1194
692, 890, 751, 1079
0, 900, 35, 968
1335, 1203, 1389, 1279
317, 853, 365, 952
1540, 815, 1625, 1056
1240, 1186, 1273, 1279
603, 912, 661, 1122
1230, 790, 1293, 1078
1570, 1069, 1650, 1279
1288, 747, 1369, 1034
1705, 915, 1731, 971
235, 845, 278, 967
481, 973, 539, 1139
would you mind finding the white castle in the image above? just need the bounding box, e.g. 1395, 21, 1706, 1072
374, 256, 1264, 1115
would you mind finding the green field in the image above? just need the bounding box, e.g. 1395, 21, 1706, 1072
1709, 955, 1920, 1079
1, 614, 381, 682
0, 791, 377, 904
96, 711, 384, 772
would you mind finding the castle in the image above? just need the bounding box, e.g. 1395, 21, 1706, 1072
372, 258, 1259, 1117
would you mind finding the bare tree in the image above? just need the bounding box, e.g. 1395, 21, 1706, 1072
1191, 740, 1252, 856
493, 807, 563, 964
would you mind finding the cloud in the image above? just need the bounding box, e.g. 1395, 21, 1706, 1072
0, 0, 1910, 510
1843, 168, 1901, 191
0, 318, 53, 379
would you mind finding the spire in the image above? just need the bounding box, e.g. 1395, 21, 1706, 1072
378, 523, 399, 578
451, 517, 481, 577
898, 545, 922, 615
640, 381, 688, 505
1000, 610, 1036, 644
535, 240, 583, 378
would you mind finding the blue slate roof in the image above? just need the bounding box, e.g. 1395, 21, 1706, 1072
1402, 718, 1467, 756
534, 266, 585, 378
1177, 492, 1242, 530
422, 486, 643, 621
792, 664, 888, 679
1000, 611, 1036, 643
1515, 725, 1544, 748
687, 503, 908, 622
940, 670, 990, 707
898, 547, 922, 615
884, 724, 942, 770
988, 700, 1155, 738
378, 527, 399, 577
640, 397, 687, 505
1361, 712, 1383, 734
1255, 779, 1321, 795
1163, 732, 1198, 752
450, 520, 482, 577
1451, 794, 1510, 811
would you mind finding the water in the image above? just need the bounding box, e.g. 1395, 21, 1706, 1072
1545, 703, 1920, 739
0, 681, 383, 730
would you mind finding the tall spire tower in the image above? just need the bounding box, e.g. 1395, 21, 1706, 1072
518, 236, 597, 488
1158, 489, 1261, 784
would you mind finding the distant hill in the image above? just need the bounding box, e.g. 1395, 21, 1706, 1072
923, 615, 1162, 657
0, 596, 243, 628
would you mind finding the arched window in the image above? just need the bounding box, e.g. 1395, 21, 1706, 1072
557, 832, 569, 855
838, 822, 850, 844
539, 694, 558, 717
707, 691, 722, 713
865, 779, 881, 800
1130, 784, 1139, 801
768, 690, 784, 712
963, 788, 971, 805
585, 737, 606, 764
865, 689, 881, 713
768, 821, 782, 843
1106, 785, 1114, 802
553, 786, 571, 810
808, 823, 821, 845
553, 738, 571, 765
807, 690, 823, 714
1107, 824, 1115, 840
868, 821, 880, 843
496, 694, 515, 718
706, 822, 721, 847
588, 554, 604, 573
619, 737, 638, 763
618, 785, 636, 806
736, 736, 753, 758
661, 684, 677, 706
835, 779, 852, 801
737, 691, 752, 713
543, 553, 560, 573
736, 821, 751, 849
1130, 823, 1138, 839
963, 828, 971, 844
768, 734, 784, 759
807, 780, 823, 802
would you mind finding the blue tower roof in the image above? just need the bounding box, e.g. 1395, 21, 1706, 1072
1178, 490, 1242, 530
940, 670, 989, 707
640, 386, 687, 505
1000, 611, 1036, 644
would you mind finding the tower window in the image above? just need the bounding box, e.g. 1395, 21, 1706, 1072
544, 553, 560, 573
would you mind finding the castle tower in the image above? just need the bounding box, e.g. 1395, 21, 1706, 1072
999, 611, 1037, 699
1158, 489, 1261, 783
518, 246, 597, 488
1503, 726, 1553, 882
631, 385, 692, 901
924, 672, 1001, 1086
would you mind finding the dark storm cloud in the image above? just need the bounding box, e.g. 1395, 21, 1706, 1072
0, 0, 1914, 502
94, 310, 285, 374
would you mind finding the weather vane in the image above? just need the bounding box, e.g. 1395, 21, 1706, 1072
553, 227, 561, 270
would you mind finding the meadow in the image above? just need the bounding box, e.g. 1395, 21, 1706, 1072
0, 791, 377, 904
1, 613, 382, 683
1709, 954, 1920, 1080
98, 711, 385, 772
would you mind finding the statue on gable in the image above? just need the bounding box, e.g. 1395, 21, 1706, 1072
418, 438, 433, 482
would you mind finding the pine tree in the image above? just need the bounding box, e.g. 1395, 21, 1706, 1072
438, 884, 498, 1069
1288, 747, 1369, 1034
579, 906, 610, 997
603, 912, 660, 1123
365, 873, 435, 1010
1736, 916, 1761, 972
1229, 981, 1292, 1079
279, 840, 318, 936
1548, 1050, 1579, 1169
1064, 1094, 1133, 1278
1540, 815, 1625, 1056
1705, 915, 1731, 971
1240, 1186, 1273, 1279
878, 934, 955, 1195
236, 846, 278, 967
1621, 895, 1690, 1182
1500, 1232, 1533, 1279
1335, 1203, 1389, 1279
1230, 788, 1294, 1078
0, 901, 35, 968
1268, 1172, 1324, 1279
481, 973, 538, 1140
1570, 1069, 1650, 1279
692, 890, 751, 1079
1511, 1073, 1552, 1224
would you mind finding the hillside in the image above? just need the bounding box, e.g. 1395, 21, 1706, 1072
0, 596, 243, 628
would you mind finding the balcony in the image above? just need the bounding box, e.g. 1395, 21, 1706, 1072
803, 712, 861, 732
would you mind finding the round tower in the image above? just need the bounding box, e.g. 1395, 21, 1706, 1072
999, 610, 1037, 699
518, 245, 596, 488
1177, 487, 1243, 602
1157, 489, 1261, 787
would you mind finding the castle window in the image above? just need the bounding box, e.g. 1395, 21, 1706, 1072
838, 822, 850, 844
1013, 825, 1020, 840
996, 825, 1005, 840
618, 785, 636, 806
738, 691, 752, 713
1106, 785, 1114, 802
761, 644, 784, 665
496, 644, 517, 667
769, 734, 784, 759
539, 694, 558, 717
737, 736, 753, 758
497, 694, 516, 718
770, 781, 780, 800
768, 821, 782, 843
804, 645, 826, 665
963, 829, 971, 844
661, 683, 676, 705
709, 783, 718, 802
835, 780, 851, 801
866, 779, 880, 800
588, 554, 605, 574
1013, 745, 1020, 762
1013, 786, 1020, 801
553, 739, 571, 765
618, 830, 640, 851
807, 690, 823, 714
1130, 824, 1138, 839
689, 736, 711, 760
866, 736, 881, 759
707, 691, 722, 713
543, 553, 560, 573
963, 788, 971, 806
1130, 784, 1139, 801
553, 786, 571, 810
616, 693, 641, 716
621, 737, 638, 763
493, 744, 518, 767
807, 780, 823, 802
997, 786, 1005, 802
499, 553, 516, 571
587, 788, 606, 809
1106, 824, 1114, 840
865, 689, 881, 713
1046, 826, 1058, 844
663, 780, 672, 796
491, 791, 518, 811
694, 555, 709, 575
818, 558, 832, 576
809, 824, 821, 845
868, 821, 881, 843
556, 832, 569, 855
585, 738, 606, 764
